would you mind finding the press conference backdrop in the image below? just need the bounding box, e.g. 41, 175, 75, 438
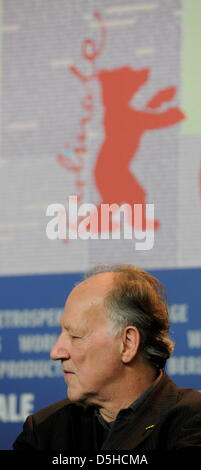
1, 0, 201, 450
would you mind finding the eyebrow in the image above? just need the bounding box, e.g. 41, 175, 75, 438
60, 323, 75, 333
65, 326, 78, 334
60, 322, 85, 335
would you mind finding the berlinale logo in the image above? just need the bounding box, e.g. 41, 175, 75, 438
46, 11, 185, 250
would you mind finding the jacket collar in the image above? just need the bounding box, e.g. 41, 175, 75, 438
101, 373, 179, 450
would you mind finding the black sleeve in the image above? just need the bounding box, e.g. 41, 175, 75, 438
13, 415, 39, 450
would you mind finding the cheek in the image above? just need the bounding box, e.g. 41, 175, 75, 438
71, 335, 120, 374
71, 344, 98, 374
89, 337, 119, 368
70, 343, 87, 369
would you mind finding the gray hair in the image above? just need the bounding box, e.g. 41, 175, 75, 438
85, 264, 174, 369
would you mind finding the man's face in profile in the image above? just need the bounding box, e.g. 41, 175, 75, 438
50, 274, 123, 405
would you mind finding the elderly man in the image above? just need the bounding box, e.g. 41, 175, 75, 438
13, 265, 201, 450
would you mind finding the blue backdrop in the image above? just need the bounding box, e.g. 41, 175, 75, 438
1, 268, 201, 449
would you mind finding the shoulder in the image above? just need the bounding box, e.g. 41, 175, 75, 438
160, 374, 201, 418
177, 386, 201, 404
31, 398, 71, 424
173, 383, 201, 415
159, 377, 201, 448
172, 386, 201, 426
31, 397, 89, 426
13, 398, 92, 450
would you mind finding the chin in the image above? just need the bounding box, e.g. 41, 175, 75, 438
67, 387, 83, 403
67, 387, 92, 406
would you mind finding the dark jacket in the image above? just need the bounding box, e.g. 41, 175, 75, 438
13, 374, 201, 451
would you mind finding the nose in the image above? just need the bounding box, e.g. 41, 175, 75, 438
50, 333, 70, 361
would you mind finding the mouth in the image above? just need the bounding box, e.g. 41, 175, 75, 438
63, 370, 74, 376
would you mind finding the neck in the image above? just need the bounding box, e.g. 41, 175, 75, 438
97, 364, 158, 422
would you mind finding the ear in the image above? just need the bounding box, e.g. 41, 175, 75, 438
121, 326, 141, 364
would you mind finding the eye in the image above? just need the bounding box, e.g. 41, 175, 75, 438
71, 335, 82, 340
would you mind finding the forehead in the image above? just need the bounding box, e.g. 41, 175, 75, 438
61, 273, 114, 328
